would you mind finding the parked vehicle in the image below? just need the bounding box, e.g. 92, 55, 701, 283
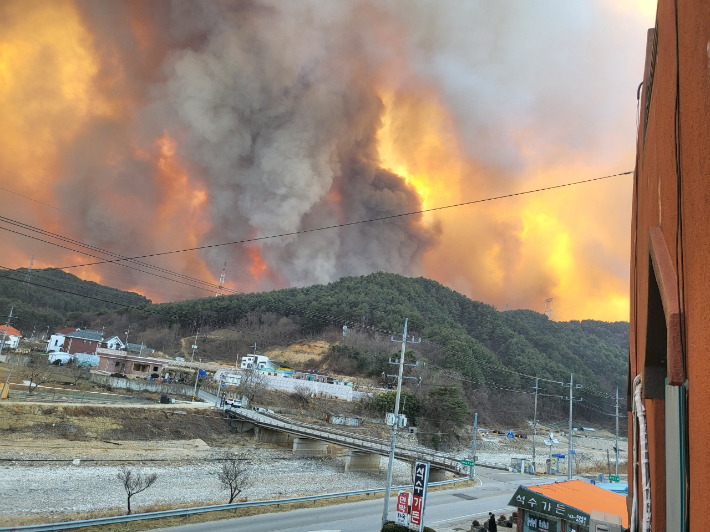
224, 399, 242, 410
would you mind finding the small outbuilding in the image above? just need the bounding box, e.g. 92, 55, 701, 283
96, 348, 165, 377
325, 413, 361, 426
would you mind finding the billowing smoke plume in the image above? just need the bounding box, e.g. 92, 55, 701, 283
62, 0, 438, 292
0, 0, 653, 318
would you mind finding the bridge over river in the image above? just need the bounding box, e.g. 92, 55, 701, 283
224, 406, 469, 480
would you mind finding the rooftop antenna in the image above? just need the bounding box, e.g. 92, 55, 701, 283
215, 262, 227, 296
545, 298, 553, 319
24, 256, 34, 284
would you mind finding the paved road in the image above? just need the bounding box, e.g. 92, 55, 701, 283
152, 468, 559, 532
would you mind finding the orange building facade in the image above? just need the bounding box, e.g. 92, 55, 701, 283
629, 1, 710, 530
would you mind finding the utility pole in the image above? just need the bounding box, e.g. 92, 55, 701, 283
543, 431, 559, 474
216, 262, 227, 297
215, 373, 222, 407
24, 256, 34, 284
124, 326, 130, 350
381, 318, 420, 527
614, 387, 620, 475
192, 358, 201, 401
532, 378, 540, 474
470, 412, 478, 480
561, 374, 583, 480
191, 328, 200, 363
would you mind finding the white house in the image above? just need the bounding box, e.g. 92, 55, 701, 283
103, 336, 125, 350
240, 354, 275, 371
0, 325, 22, 349
213, 369, 242, 386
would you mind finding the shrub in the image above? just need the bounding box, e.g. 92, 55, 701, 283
381, 522, 436, 532
381, 522, 409, 532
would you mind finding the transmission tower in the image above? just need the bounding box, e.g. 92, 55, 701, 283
544, 298, 553, 318
216, 262, 227, 297
24, 256, 34, 284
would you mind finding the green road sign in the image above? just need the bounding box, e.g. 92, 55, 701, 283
609, 475, 620, 483
461, 459, 475, 467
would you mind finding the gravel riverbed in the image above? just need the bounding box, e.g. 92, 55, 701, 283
0, 454, 413, 519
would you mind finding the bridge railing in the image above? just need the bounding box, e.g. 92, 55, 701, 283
228, 409, 465, 474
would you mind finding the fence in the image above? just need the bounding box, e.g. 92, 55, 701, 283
0, 478, 469, 532
88, 374, 194, 396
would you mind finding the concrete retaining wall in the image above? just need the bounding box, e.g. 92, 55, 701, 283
88, 374, 193, 396
259, 375, 370, 401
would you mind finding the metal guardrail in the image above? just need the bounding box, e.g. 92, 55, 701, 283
228, 408, 466, 474
0, 477, 470, 532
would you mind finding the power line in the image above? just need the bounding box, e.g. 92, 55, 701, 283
44, 171, 633, 271
0, 186, 63, 211
0, 216, 282, 298
0, 266, 147, 310
0, 217, 241, 297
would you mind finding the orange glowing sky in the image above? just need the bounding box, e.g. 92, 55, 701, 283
0, 0, 658, 321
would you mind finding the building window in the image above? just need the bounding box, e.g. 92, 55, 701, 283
644, 256, 667, 400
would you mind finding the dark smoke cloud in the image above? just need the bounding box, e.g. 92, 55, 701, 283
65, 0, 437, 293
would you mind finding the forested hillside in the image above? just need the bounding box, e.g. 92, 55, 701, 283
0, 268, 150, 332
146, 273, 628, 392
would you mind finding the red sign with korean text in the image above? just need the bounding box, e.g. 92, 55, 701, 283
397, 491, 410, 513
410, 494, 423, 526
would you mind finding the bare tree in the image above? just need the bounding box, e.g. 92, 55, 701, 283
217, 454, 252, 503
66, 356, 88, 386
117, 467, 158, 515
23, 353, 48, 393
237, 368, 268, 403
290, 384, 312, 408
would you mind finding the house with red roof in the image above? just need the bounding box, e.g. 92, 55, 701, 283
0, 325, 22, 350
